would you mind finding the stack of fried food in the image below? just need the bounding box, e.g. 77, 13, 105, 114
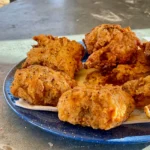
11, 35, 84, 106
11, 24, 150, 130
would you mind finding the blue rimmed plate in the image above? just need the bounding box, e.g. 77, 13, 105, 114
3, 41, 150, 144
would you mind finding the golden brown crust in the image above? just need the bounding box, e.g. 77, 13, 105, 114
84, 24, 141, 71
82, 46, 150, 87
106, 47, 150, 85
11, 65, 76, 106
84, 24, 124, 54
58, 86, 135, 130
122, 76, 150, 108
22, 34, 85, 78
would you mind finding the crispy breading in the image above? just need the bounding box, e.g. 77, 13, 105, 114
84, 24, 129, 54
82, 46, 150, 86
84, 24, 140, 71
106, 47, 150, 85
11, 65, 76, 106
22, 34, 85, 78
122, 76, 150, 108
107, 64, 150, 85
58, 86, 135, 130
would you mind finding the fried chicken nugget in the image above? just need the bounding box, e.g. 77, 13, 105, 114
11, 65, 76, 106
84, 24, 140, 71
107, 64, 150, 85
58, 86, 135, 130
22, 34, 85, 78
83, 46, 150, 86
122, 76, 150, 108
106, 45, 150, 85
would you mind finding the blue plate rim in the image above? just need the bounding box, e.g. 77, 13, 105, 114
3, 59, 150, 144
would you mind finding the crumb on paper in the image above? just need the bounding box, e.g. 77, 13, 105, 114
144, 105, 150, 118
48, 142, 53, 148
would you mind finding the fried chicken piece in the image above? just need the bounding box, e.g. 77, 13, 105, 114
83, 46, 150, 86
58, 86, 135, 130
122, 76, 150, 108
84, 24, 140, 71
107, 64, 150, 85
83, 42, 150, 86
11, 65, 76, 106
106, 46, 150, 85
22, 34, 85, 78
84, 24, 130, 54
